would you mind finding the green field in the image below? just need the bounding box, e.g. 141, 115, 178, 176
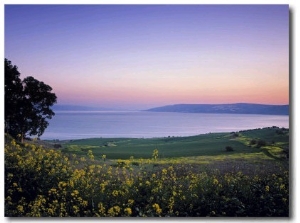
5, 126, 289, 217
55, 126, 289, 161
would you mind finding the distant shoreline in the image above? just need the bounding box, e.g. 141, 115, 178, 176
42, 126, 289, 142
146, 103, 289, 116
52, 103, 289, 116
53, 110, 289, 116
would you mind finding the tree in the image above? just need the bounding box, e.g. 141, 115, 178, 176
256, 139, 267, 148
225, 146, 234, 152
5, 59, 23, 136
5, 59, 57, 141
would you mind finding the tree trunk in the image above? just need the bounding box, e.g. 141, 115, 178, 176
21, 132, 24, 143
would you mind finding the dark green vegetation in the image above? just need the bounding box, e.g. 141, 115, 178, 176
5, 127, 289, 217
5, 59, 57, 142
58, 126, 289, 160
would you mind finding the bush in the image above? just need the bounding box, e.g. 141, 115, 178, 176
256, 140, 267, 148
53, 144, 62, 149
231, 132, 239, 138
131, 161, 140, 166
225, 146, 234, 152
249, 139, 257, 145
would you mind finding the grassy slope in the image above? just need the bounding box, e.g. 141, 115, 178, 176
56, 127, 289, 160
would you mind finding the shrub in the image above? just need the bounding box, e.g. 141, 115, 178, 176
256, 140, 267, 148
225, 146, 234, 152
53, 144, 62, 148
131, 161, 139, 166
249, 139, 257, 145
231, 132, 239, 138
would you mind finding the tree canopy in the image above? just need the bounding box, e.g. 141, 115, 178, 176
5, 58, 57, 141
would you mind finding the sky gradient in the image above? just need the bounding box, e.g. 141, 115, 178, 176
5, 4, 289, 110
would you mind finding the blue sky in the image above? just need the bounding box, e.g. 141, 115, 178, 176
5, 4, 289, 109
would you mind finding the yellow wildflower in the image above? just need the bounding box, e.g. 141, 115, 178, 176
73, 205, 79, 214
107, 206, 121, 216
152, 203, 162, 215
17, 205, 24, 213
127, 199, 134, 206
265, 185, 270, 192
112, 190, 119, 197
124, 207, 132, 216
213, 178, 219, 185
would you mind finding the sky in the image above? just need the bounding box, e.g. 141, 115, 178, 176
5, 4, 289, 110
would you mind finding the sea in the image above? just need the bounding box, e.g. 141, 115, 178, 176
41, 111, 289, 140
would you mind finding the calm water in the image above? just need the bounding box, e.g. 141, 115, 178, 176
41, 111, 289, 140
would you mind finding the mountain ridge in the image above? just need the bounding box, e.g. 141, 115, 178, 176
52, 104, 113, 111
146, 103, 289, 115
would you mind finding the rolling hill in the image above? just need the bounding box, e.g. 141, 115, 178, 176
146, 103, 289, 115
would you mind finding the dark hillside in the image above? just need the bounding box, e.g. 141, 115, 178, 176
146, 103, 289, 115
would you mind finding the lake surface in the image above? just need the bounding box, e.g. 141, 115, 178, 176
41, 111, 289, 140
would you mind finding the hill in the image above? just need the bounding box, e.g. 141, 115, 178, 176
56, 126, 289, 160
52, 104, 116, 111
146, 103, 289, 115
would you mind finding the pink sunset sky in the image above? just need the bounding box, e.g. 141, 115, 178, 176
5, 5, 289, 110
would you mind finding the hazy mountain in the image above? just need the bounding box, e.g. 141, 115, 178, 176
146, 103, 289, 115
52, 104, 113, 111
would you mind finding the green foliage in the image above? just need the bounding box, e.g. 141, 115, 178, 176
87, 150, 94, 161
256, 139, 267, 148
225, 146, 234, 152
249, 139, 257, 145
62, 145, 81, 152
152, 149, 159, 160
5, 58, 57, 141
5, 137, 289, 217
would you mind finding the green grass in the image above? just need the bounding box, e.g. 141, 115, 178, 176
239, 127, 289, 144
59, 134, 250, 159
52, 127, 289, 161
6, 127, 289, 217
